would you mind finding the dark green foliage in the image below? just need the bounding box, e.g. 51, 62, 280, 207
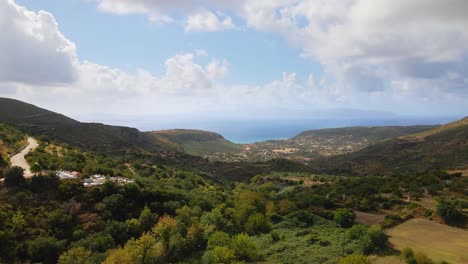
231, 233, 260, 261
283, 210, 315, 228
139, 206, 157, 232
48, 209, 74, 239
245, 213, 271, 235
29, 172, 60, 194
347, 225, 369, 240
437, 200, 464, 226
26, 236, 64, 264
3, 166, 25, 188
334, 208, 356, 228
361, 228, 388, 255
207, 231, 232, 249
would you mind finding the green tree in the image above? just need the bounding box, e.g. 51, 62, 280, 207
203, 246, 236, 264
58, 247, 92, 264
102, 193, 126, 220
30, 163, 43, 175
139, 206, 157, 232
231, 233, 259, 261
437, 200, 464, 225
362, 227, 388, 255
103, 248, 134, 264
339, 254, 371, 264
3, 166, 25, 188
334, 208, 356, 228
26, 236, 63, 264
207, 231, 232, 250
245, 213, 271, 235
11, 211, 26, 233
48, 209, 74, 239
124, 233, 164, 264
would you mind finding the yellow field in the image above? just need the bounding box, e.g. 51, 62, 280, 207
387, 218, 468, 264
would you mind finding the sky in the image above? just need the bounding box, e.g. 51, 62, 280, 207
0, 0, 467, 136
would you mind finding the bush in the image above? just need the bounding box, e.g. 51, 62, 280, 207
270, 231, 281, 243
269, 213, 283, 223
207, 231, 232, 250
203, 246, 236, 264
437, 200, 464, 226
347, 225, 369, 240
231, 233, 259, 261
339, 254, 371, 264
401, 248, 436, 264
245, 213, 271, 235
307, 234, 319, 245
27, 236, 64, 264
361, 227, 388, 255
334, 208, 356, 228
58, 247, 92, 264
284, 210, 315, 228
3, 166, 25, 188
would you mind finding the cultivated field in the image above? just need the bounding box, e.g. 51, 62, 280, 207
387, 218, 468, 264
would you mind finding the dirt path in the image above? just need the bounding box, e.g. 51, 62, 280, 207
10, 137, 39, 178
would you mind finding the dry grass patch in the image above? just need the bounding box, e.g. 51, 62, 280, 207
388, 218, 468, 263
355, 211, 385, 225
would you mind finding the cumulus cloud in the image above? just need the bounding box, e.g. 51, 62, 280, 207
1, 0, 467, 121
185, 11, 234, 32
93, 0, 468, 100
0, 0, 77, 85
239, 0, 468, 96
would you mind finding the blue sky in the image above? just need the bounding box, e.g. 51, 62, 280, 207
16, 0, 322, 86
1, 0, 467, 134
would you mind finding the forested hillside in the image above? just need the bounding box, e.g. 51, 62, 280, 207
0, 98, 173, 153
311, 117, 468, 175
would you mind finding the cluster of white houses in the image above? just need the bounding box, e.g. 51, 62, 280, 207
55, 170, 134, 187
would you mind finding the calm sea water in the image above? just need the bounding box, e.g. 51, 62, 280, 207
148, 117, 456, 144
98, 116, 460, 144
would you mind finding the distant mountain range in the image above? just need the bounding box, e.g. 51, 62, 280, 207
0, 97, 466, 176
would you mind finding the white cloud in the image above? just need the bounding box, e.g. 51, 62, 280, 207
185, 11, 234, 32
1, 0, 467, 122
0, 0, 77, 85
93, 0, 468, 99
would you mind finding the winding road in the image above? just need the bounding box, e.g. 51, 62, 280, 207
10, 137, 39, 178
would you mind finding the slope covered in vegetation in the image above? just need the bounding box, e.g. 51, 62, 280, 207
294, 125, 436, 143
311, 117, 468, 175
0, 98, 174, 153
150, 129, 242, 156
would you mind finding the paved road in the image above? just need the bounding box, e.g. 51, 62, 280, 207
10, 137, 39, 177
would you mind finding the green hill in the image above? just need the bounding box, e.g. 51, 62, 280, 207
293, 125, 436, 144
0, 98, 174, 153
150, 129, 242, 156
0, 122, 27, 174
310, 117, 468, 175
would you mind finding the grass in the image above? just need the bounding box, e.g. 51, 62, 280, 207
387, 218, 468, 263
253, 215, 363, 264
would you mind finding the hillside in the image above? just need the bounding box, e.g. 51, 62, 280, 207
293, 125, 436, 143
311, 117, 468, 175
0, 98, 173, 153
0, 122, 27, 174
205, 125, 436, 162
150, 129, 242, 156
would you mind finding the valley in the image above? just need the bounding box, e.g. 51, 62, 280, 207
0, 98, 466, 264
